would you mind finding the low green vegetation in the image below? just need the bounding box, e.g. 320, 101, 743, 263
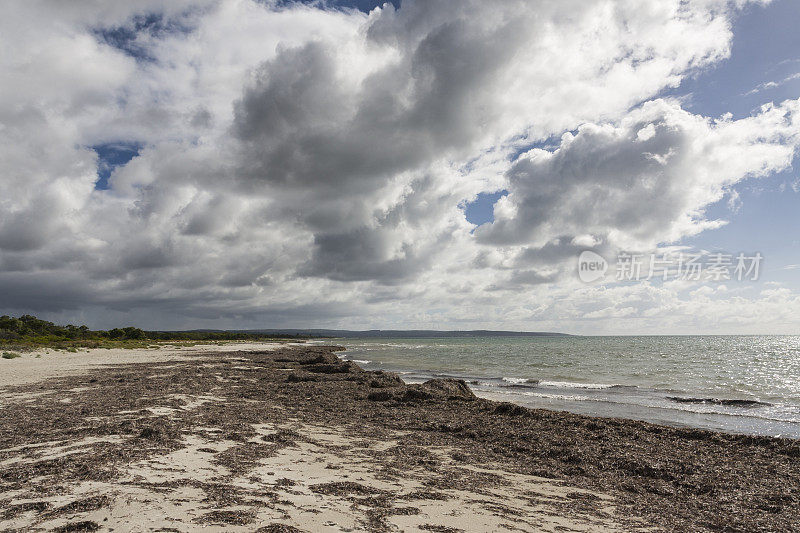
2, 352, 21, 359
0, 314, 302, 351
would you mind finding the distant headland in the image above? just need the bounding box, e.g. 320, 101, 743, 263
206, 329, 573, 338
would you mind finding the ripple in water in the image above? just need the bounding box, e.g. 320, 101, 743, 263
337, 335, 800, 438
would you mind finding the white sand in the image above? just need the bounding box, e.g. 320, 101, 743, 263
0, 341, 290, 388
2, 415, 625, 532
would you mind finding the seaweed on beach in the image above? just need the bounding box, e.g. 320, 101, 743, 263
418, 524, 464, 533
255, 524, 307, 533
0, 500, 51, 519
47, 495, 112, 517
193, 509, 257, 525
52, 521, 101, 532
0, 345, 799, 532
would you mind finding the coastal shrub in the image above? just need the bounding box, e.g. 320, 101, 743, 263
0, 313, 303, 349
2, 352, 21, 359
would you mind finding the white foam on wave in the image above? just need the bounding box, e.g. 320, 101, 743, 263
351, 359, 371, 364
498, 377, 626, 389
538, 380, 621, 390
360, 342, 429, 349
529, 392, 590, 401
483, 389, 590, 402
501, 377, 531, 384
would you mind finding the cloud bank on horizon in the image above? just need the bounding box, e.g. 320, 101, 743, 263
0, 0, 799, 333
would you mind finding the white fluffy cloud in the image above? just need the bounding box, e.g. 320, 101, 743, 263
478, 99, 799, 249
0, 0, 798, 332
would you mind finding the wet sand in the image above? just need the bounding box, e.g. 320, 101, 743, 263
1, 344, 798, 532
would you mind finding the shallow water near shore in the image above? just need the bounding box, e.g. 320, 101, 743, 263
332, 335, 800, 438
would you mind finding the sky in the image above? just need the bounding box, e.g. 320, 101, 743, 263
0, 0, 799, 334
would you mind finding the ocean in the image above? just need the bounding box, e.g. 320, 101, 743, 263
327, 335, 800, 438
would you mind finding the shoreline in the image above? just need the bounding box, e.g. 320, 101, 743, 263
332, 339, 800, 440
1, 344, 798, 531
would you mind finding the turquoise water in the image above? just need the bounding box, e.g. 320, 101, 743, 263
328, 336, 800, 438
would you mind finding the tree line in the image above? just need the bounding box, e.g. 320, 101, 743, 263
0, 314, 301, 343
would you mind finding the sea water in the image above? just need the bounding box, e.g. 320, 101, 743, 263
328, 335, 800, 438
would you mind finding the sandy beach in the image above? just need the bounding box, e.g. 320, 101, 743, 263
0, 342, 293, 389
1, 343, 798, 532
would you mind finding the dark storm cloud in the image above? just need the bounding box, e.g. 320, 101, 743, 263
231, 11, 525, 193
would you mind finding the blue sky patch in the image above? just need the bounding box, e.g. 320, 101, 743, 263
92, 142, 143, 190
669, 0, 800, 283
464, 190, 509, 227
661, 0, 800, 119
94, 12, 196, 62
278, 0, 401, 12
508, 131, 574, 163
